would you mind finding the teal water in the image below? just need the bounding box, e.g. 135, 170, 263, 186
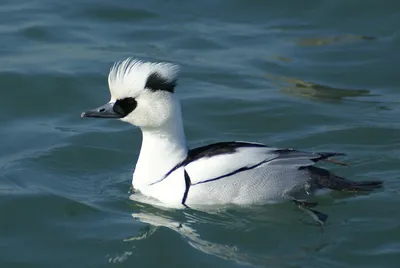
1, 0, 400, 267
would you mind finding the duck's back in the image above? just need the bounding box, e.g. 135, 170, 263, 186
182, 141, 326, 205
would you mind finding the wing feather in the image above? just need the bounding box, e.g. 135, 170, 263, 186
184, 143, 344, 186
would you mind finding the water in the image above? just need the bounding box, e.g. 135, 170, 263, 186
1, 0, 399, 267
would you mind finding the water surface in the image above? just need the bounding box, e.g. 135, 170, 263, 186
1, 0, 400, 267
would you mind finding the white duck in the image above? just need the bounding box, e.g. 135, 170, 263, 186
82, 58, 382, 220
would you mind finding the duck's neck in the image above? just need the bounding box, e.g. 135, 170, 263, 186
132, 109, 188, 188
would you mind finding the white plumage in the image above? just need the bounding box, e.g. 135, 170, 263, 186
82, 58, 383, 214
108, 58, 179, 100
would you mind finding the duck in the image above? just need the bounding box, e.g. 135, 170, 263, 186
81, 58, 382, 222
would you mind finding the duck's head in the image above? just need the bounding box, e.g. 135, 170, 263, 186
82, 58, 180, 130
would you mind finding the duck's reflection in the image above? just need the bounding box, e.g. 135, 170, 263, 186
126, 193, 270, 267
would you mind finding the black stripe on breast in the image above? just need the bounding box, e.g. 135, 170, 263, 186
181, 169, 191, 205
191, 157, 277, 186
150, 141, 267, 186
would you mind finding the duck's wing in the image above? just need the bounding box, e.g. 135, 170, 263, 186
150, 141, 354, 195
181, 141, 343, 186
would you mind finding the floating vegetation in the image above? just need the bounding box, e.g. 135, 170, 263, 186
266, 74, 377, 101
295, 34, 376, 47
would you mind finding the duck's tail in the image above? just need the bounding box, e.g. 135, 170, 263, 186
303, 165, 383, 192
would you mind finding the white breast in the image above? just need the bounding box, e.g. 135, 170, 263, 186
137, 166, 187, 206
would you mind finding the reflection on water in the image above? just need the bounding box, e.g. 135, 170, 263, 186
295, 35, 376, 47
125, 209, 272, 267
125, 193, 261, 266
132, 212, 256, 265
119, 194, 269, 266
266, 74, 375, 102
119, 193, 329, 267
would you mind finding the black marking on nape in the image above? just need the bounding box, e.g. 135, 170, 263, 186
145, 72, 176, 93
182, 170, 191, 205
113, 97, 137, 117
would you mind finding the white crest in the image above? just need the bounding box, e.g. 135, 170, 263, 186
108, 57, 180, 100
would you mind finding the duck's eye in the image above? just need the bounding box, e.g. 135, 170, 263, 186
113, 97, 137, 117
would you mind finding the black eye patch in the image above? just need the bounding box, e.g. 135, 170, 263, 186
113, 97, 137, 117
